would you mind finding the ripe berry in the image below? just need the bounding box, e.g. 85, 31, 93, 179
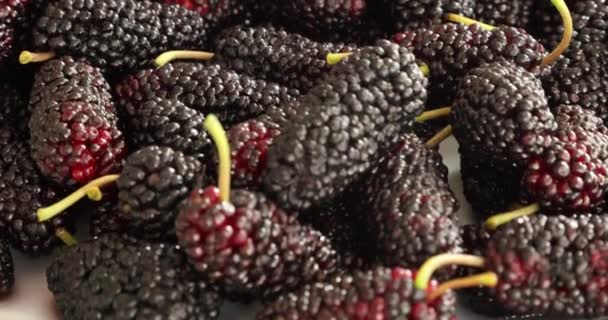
29, 57, 126, 186
176, 115, 337, 301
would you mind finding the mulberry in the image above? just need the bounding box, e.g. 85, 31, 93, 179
117, 146, 204, 240
115, 62, 300, 125
258, 267, 457, 319
29, 57, 126, 186
263, 41, 427, 211
213, 25, 355, 92
26, 0, 209, 72
47, 233, 222, 319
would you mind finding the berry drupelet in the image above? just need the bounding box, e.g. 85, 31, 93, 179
119, 96, 210, 160
117, 146, 204, 240
258, 267, 457, 319
542, 42, 608, 119
473, 0, 534, 27
115, 62, 300, 125
0, 0, 41, 65
25, 0, 209, 72
221, 103, 298, 190
360, 134, 461, 276
263, 41, 428, 211
395, 23, 546, 106
29, 57, 126, 186
0, 237, 14, 295
483, 214, 608, 317
0, 126, 74, 254
47, 233, 222, 319
417, 213, 608, 318
273, 0, 368, 43
213, 25, 355, 92
227, 117, 281, 189
176, 115, 337, 301
522, 106, 608, 213
452, 60, 557, 163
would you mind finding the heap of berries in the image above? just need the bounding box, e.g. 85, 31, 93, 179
2, 0, 608, 319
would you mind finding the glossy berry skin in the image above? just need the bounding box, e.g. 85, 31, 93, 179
115, 62, 300, 126
213, 25, 355, 92
524, 138, 607, 212
258, 267, 457, 320
32, 0, 209, 72
395, 24, 545, 106
47, 233, 222, 319
452, 60, 557, 164
274, 0, 368, 42
0, 126, 73, 254
29, 57, 126, 186
263, 41, 427, 211
227, 118, 281, 189
176, 187, 338, 301
0, 0, 40, 64
359, 134, 461, 278
486, 214, 608, 317
117, 146, 203, 240
120, 96, 210, 160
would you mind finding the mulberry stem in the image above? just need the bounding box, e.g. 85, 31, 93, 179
415, 107, 451, 122
415, 254, 486, 290
542, 0, 572, 66
19, 51, 56, 64
37, 174, 120, 222
154, 50, 215, 67
56, 228, 78, 246
418, 63, 430, 76
425, 125, 453, 147
484, 203, 540, 230
427, 272, 498, 301
326, 52, 353, 65
445, 14, 495, 31
204, 114, 231, 203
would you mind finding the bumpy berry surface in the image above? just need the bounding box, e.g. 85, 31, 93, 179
227, 117, 281, 189
263, 41, 427, 211
274, 0, 368, 42
522, 105, 608, 213
486, 214, 608, 317
473, 0, 534, 27
395, 24, 545, 106
379, 0, 443, 30
0, 0, 38, 64
213, 25, 355, 92
32, 0, 209, 72
0, 126, 73, 254
258, 267, 457, 319
117, 146, 204, 239
533, 0, 608, 48
176, 187, 337, 301
542, 42, 608, 119
361, 135, 461, 277
115, 62, 300, 125
0, 237, 14, 294
47, 233, 222, 319
452, 60, 556, 163
29, 57, 125, 186
120, 96, 211, 160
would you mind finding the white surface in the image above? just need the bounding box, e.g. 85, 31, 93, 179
0, 137, 536, 319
